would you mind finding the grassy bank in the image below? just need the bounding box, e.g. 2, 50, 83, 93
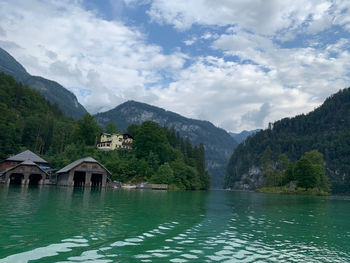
256, 186, 328, 196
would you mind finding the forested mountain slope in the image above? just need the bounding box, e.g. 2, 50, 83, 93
224, 88, 350, 193
0, 47, 87, 119
95, 100, 238, 187
0, 73, 209, 190
0, 72, 75, 159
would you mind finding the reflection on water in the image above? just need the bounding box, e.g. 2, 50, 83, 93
0, 186, 350, 262
0, 237, 89, 263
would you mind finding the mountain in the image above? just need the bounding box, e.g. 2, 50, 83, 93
0, 73, 208, 190
94, 100, 238, 187
229, 129, 261, 144
224, 88, 350, 194
0, 47, 87, 119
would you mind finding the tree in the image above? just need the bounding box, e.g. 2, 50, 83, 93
303, 150, 328, 191
262, 146, 272, 168
193, 143, 210, 189
278, 153, 290, 171
71, 114, 102, 146
265, 167, 275, 187
294, 157, 318, 189
105, 122, 119, 134
303, 150, 324, 166
125, 124, 140, 137
151, 163, 174, 184
277, 153, 291, 186
284, 163, 295, 184
134, 121, 172, 163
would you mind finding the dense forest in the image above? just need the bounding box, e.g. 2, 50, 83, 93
0, 73, 210, 190
224, 88, 350, 194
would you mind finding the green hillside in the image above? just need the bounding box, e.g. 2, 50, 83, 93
0, 73, 209, 190
0, 72, 75, 159
94, 100, 237, 188
224, 88, 350, 194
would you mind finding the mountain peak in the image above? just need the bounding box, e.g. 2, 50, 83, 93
0, 47, 87, 119
0, 48, 29, 80
95, 100, 237, 188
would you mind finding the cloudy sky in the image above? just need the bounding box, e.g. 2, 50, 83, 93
1, 0, 350, 132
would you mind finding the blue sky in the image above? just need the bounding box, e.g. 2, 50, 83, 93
1, 0, 350, 132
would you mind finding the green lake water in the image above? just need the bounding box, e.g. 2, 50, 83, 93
0, 186, 350, 262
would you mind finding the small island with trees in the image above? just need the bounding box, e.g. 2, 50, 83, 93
256, 148, 329, 195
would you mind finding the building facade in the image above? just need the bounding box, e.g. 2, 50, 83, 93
96, 133, 133, 151
56, 157, 110, 187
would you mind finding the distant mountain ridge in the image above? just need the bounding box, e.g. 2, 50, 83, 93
229, 129, 261, 144
94, 100, 238, 187
0, 47, 87, 119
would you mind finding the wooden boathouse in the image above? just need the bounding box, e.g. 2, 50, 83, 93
2, 160, 48, 185
0, 150, 51, 185
0, 150, 51, 171
56, 157, 110, 187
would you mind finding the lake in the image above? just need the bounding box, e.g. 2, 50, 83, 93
0, 186, 349, 262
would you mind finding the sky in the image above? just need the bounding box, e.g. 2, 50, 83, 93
1, 0, 350, 132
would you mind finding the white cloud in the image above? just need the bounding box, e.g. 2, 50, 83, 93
149, 56, 319, 131
183, 37, 197, 46
242, 103, 271, 127
0, 0, 186, 113
151, 33, 350, 131
213, 30, 275, 53
147, 0, 340, 37
1, 0, 350, 133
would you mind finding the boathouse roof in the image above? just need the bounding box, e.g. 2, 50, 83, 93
57, 157, 111, 174
2, 160, 48, 175
6, 150, 49, 164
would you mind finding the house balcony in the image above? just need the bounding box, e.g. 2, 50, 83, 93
97, 142, 112, 151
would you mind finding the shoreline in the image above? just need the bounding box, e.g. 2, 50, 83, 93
255, 187, 329, 196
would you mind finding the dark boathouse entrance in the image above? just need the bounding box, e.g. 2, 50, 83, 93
9, 173, 24, 185
29, 174, 43, 185
73, 171, 86, 187
56, 157, 110, 187
91, 173, 102, 187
